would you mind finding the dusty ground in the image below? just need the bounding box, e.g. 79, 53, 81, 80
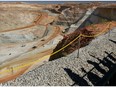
0, 2, 115, 85
0, 3, 64, 82
1, 27, 115, 86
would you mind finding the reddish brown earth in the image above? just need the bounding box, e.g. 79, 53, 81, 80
49, 21, 116, 60
0, 2, 115, 83
0, 3, 61, 83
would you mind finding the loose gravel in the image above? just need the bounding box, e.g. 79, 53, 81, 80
1, 28, 116, 86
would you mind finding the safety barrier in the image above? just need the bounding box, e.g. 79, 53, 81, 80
0, 22, 111, 75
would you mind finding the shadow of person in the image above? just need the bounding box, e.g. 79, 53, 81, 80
88, 51, 116, 85
97, 58, 114, 69
104, 51, 116, 62
81, 67, 101, 85
109, 39, 116, 44
108, 71, 116, 86
87, 71, 101, 85
64, 68, 89, 86
87, 60, 106, 74
96, 64, 116, 86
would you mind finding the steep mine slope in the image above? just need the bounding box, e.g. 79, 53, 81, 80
0, 3, 63, 83
50, 21, 116, 60
1, 22, 116, 86
0, 21, 115, 83
0, 2, 116, 84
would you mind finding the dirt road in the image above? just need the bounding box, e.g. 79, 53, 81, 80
0, 7, 62, 83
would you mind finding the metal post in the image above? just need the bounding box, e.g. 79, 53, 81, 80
11, 67, 13, 74
108, 23, 111, 39
77, 36, 81, 58
108, 29, 110, 39
108, 9, 113, 39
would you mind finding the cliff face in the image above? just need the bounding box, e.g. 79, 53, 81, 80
0, 2, 62, 83
49, 21, 116, 60
0, 2, 115, 83
49, 3, 116, 61
45, 2, 104, 27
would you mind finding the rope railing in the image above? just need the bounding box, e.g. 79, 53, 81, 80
0, 22, 111, 76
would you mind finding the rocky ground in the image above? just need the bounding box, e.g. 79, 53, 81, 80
1, 27, 116, 86
0, 2, 116, 85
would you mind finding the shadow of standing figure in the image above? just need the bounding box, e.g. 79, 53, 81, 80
81, 67, 101, 85
87, 51, 116, 86
87, 60, 106, 74
109, 39, 116, 44
64, 68, 89, 86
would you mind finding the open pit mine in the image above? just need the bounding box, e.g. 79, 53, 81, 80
0, 2, 116, 86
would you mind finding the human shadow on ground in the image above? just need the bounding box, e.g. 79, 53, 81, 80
95, 51, 116, 86
64, 51, 116, 86
64, 68, 89, 86
109, 39, 116, 44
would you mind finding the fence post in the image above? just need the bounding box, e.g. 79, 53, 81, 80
77, 36, 81, 58
108, 23, 111, 39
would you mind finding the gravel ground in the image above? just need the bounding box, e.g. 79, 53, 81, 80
1, 28, 116, 86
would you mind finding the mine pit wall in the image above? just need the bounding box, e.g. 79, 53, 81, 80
78, 7, 116, 29
49, 7, 116, 60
